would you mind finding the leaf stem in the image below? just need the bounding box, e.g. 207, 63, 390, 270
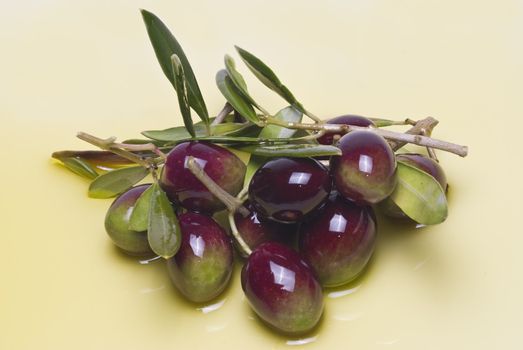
186, 156, 249, 216
228, 211, 252, 257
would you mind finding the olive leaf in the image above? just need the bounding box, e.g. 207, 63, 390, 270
239, 144, 341, 158
60, 157, 99, 179
171, 54, 195, 137
235, 46, 316, 120
147, 183, 181, 259
141, 9, 209, 125
224, 54, 260, 108
259, 106, 302, 139
88, 166, 149, 199
128, 184, 154, 232
216, 69, 259, 124
142, 122, 252, 142
389, 161, 448, 225
52, 150, 134, 167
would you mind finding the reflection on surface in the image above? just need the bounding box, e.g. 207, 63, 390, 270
138, 256, 161, 265
190, 234, 205, 258
358, 154, 373, 174
198, 299, 227, 314
184, 156, 207, 169
286, 336, 318, 346
288, 172, 311, 185
328, 214, 348, 233
269, 261, 296, 292
328, 285, 361, 299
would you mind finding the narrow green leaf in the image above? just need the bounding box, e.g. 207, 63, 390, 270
88, 166, 149, 199
224, 54, 260, 108
142, 122, 252, 142
60, 157, 99, 179
390, 161, 448, 225
129, 184, 154, 232
171, 54, 195, 137
52, 150, 134, 167
148, 183, 181, 259
216, 69, 259, 124
235, 46, 298, 105
141, 9, 209, 125
239, 144, 341, 158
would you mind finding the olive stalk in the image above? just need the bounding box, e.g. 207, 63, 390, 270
186, 156, 249, 216
211, 102, 234, 126
263, 116, 468, 157
186, 157, 252, 256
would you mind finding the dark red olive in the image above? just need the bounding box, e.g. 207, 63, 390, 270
248, 157, 332, 224
299, 196, 377, 286
241, 242, 323, 334
160, 141, 246, 214
167, 212, 233, 303
331, 131, 396, 204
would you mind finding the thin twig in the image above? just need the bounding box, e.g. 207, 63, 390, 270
265, 116, 467, 157
389, 117, 439, 151
211, 102, 234, 126
228, 211, 252, 257
77, 132, 153, 168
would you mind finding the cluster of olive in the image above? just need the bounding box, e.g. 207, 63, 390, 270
104, 113, 448, 335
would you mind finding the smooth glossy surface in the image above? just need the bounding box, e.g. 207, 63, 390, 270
160, 141, 246, 213
234, 201, 294, 250
249, 157, 332, 223
317, 115, 375, 145
299, 196, 377, 287
3, 1, 522, 349
167, 212, 233, 303
241, 242, 324, 334
332, 131, 397, 204
104, 184, 153, 256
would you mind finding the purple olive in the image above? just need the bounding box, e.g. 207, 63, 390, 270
160, 141, 246, 214
104, 184, 153, 256
167, 212, 233, 303
331, 131, 396, 204
248, 157, 332, 224
317, 115, 375, 145
241, 242, 323, 334
299, 196, 377, 286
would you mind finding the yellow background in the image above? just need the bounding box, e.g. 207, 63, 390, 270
1, 0, 522, 349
